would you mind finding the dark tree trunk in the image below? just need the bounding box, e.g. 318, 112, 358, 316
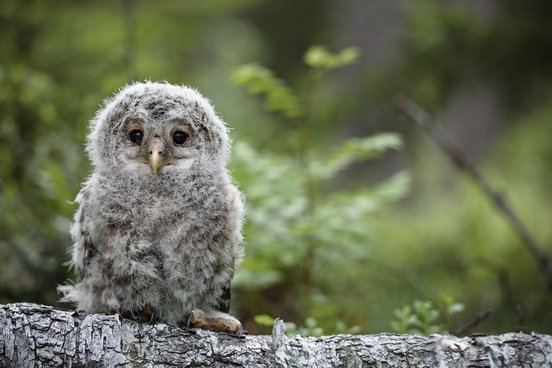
1, 303, 551, 367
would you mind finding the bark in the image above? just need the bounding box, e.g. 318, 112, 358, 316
1, 303, 551, 367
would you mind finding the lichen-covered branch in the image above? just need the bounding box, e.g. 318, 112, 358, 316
1, 303, 551, 367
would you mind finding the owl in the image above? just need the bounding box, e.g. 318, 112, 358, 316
58, 81, 244, 333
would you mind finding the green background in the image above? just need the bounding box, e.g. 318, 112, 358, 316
1, 0, 551, 335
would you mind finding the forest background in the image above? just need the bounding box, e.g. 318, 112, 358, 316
1, 0, 551, 336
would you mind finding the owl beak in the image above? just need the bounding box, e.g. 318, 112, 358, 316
149, 138, 164, 175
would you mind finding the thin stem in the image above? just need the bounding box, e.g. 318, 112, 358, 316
450, 310, 491, 336
297, 73, 319, 290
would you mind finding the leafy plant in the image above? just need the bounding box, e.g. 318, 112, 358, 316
390, 297, 465, 335
230, 63, 302, 119
230, 46, 409, 333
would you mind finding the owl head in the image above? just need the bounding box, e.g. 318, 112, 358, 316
86, 81, 230, 176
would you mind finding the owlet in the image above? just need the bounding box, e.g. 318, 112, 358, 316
58, 82, 244, 333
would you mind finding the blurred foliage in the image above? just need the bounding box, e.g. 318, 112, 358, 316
231, 63, 303, 118
391, 297, 464, 335
254, 314, 361, 337
0, 0, 268, 308
304, 46, 360, 75
374, 0, 552, 110
364, 0, 552, 335
231, 46, 408, 335
1, 0, 552, 337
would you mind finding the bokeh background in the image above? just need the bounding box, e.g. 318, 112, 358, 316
1, 0, 551, 335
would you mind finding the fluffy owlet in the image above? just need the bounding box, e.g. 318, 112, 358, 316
58, 81, 244, 333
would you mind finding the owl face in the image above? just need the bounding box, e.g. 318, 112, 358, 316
87, 82, 229, 176
118, 113, 199, 175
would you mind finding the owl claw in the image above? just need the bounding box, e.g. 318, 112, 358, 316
187, 308, 243, 334
186, 311, 196, 329
110, 306, 156, 323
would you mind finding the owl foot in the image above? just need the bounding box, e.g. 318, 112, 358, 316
187, 308, 243, 334
109, 306, 156, 323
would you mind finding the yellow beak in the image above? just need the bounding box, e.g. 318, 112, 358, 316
148, 137, 164, 175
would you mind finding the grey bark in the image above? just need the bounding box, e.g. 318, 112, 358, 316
1, 303, 551, 367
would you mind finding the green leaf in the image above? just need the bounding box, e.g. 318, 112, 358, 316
285, 322, 298, 335
304, 45, 360, 71
305, 317, 318, 329
390, 299, 447, 335
304, 45, 331, 68
448, 303, 465, 315
231, 63, 302, 119
311, 133, 403, 180
371, 171, 411, 202
336, 47, 361, 66
254, 314, 276, 327
316, 171, 410, 237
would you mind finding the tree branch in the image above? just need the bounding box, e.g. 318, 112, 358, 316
2, 303, 552, 367
395, 94, 552, 292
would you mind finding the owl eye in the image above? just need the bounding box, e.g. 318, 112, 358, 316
129, 129, 144, 145
172, 131, 189, 145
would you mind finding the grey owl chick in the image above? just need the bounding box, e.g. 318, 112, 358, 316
58, 81, 244, 333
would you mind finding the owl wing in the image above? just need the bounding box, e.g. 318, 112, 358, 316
59, 184, 98, 304
70, 185, 97, 282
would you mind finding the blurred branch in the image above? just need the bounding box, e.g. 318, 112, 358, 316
450, 310, 491, 336
395, 94, 552, 292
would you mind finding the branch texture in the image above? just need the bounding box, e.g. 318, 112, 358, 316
1, 303, 552, 367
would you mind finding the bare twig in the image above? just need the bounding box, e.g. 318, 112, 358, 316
395, 94, 552, 292
451, 310, 491, 336
363, 257, 445, 316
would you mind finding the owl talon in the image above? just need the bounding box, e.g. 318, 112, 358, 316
229, 329, 248, 339
187, 308, 243, 334
186, 311, 195, 329
111, 307, 156, 323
